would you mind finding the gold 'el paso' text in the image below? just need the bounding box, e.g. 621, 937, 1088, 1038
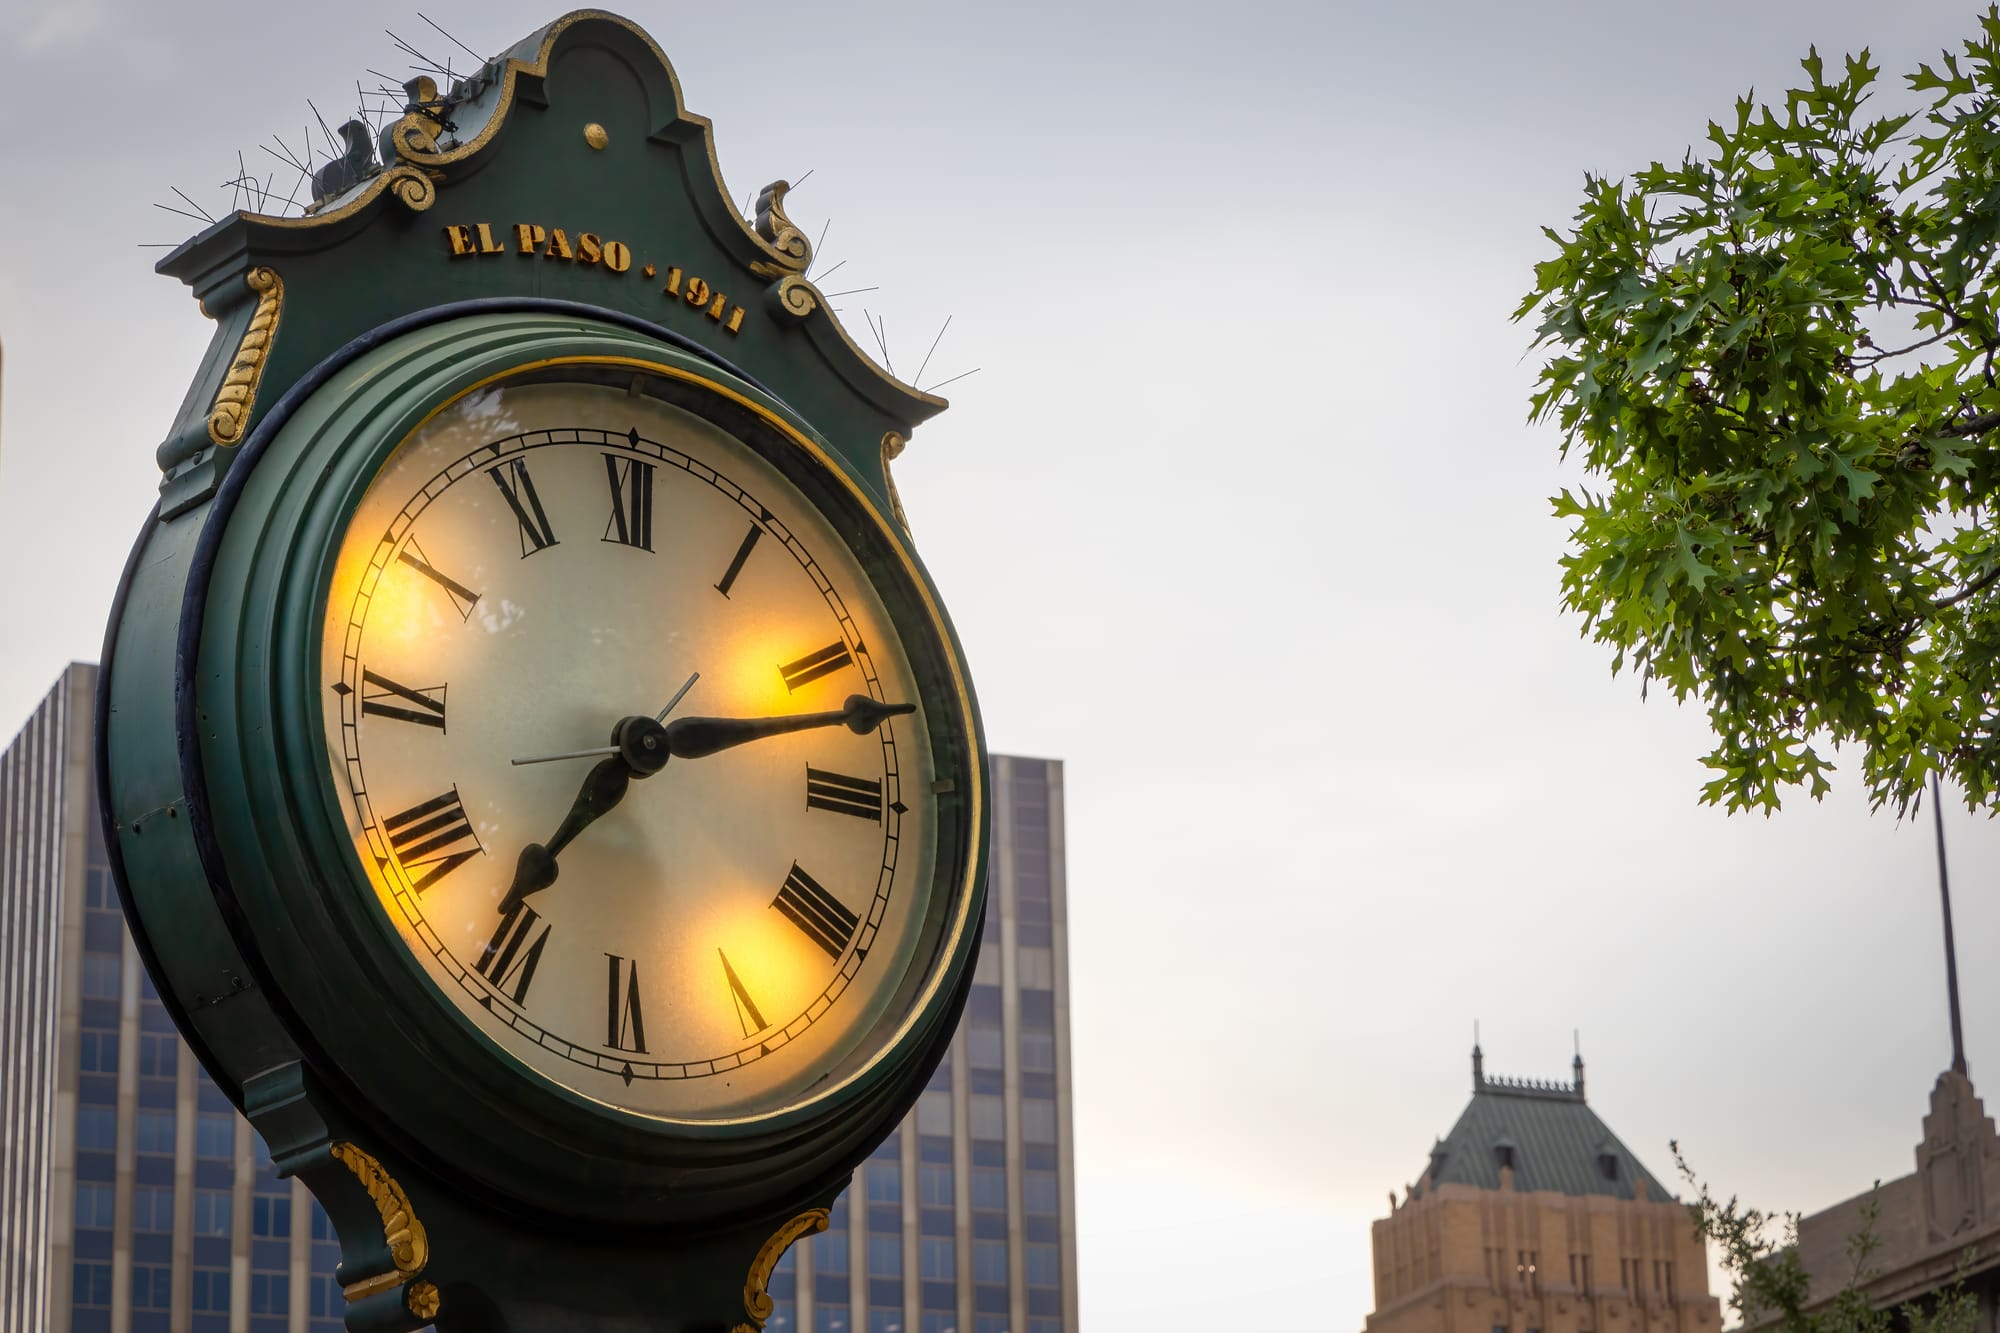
442, 222, 748, 336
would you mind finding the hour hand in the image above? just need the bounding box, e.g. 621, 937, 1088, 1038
500, 754, 632, 912
663, 695, 915, 760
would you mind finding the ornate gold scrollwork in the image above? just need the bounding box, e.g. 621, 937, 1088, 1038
387, 76, 446, 162
405, 1281, 442, 1320
382, 168, 438, 213
731, 1208, 830, 1333
205, 268, 283, 448
772, 275, 822, 320
881, 432, 912, 533
329, 1141, 431, 1303
752, 181, 812, 276
374, 77, 447, 214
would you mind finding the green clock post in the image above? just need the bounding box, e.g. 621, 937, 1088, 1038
95, 12, 987, 1332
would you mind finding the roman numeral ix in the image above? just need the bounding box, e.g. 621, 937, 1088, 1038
806, 767, 882, 822
488, 459, 558, 557
382, 788, 482, 892
771, 863, 860, 959
360, 669, 446, 730
602, 453, 655, 551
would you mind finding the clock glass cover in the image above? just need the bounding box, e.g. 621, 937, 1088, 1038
317, 374, 940, 1121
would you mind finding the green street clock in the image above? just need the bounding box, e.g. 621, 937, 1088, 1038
97, 13, 986, 1332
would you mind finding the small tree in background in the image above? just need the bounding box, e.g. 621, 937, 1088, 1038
1671, 1144, 1977, 1333
1519, 9, 2000, 816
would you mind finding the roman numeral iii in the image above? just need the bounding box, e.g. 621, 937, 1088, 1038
488, 459, 558, 556
777, 641, 853, 692
478, 901, 551, 1005
360, 669, 446, 730
601, 453, 655, 550
606, 954, 648, 1053
381, 788, 483, 891
806, 767, 882, 822
771, 863, 860, 959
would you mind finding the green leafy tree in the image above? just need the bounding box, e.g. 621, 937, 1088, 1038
1671, 1144, 1977, 1333
1519, 11, 2000, 814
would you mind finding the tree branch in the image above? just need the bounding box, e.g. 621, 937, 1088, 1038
1935, 561, 2000, 609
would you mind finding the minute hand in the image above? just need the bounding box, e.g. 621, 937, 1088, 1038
663, 694, 915, 760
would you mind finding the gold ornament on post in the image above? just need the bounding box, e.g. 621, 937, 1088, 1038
206, 267, 284, 448
732, 1208, 830, 1333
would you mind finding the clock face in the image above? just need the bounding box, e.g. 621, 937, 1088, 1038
317, 375, 940, 1121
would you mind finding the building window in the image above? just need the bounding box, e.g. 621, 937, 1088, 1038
814, 1303, 850, 1333
918, 1164, 953, 1207
133, 1185, 173, 1233
253, 1133, 273, 1170
194, 1190, 232, 1237
74, 1182, 115, 1229
866, 1162, 901, 1205
1025, 1242, 1059, 1288
75, 1105, 115, 1151
867, 1235, 902, 1278
73, 1262, 113, 1308
1022, 1171, 1057, 1215
920, 1316, 956, 1333
135, 1109, 175, 1156
916, 1090, 952, 1136
86, 867, 115, 910
196, 1111, 234, 1160
969, 1095, 1004, 1141
970, 1168, 1006, 1213
971, 1240, 1007, 1285
1019, 1031, 1055, 1073
133, 1264, 172, 1310
310, 1274, 343, 1318
138, 1033, 178, 1079
79, 1028, 119, 1073
974, 1317, 1009, 1333
1020, 1098, 1057, 1144
1015, 946, 1053, 989
80, 952, 120, 999
919, 1237, 955, 1281
967, 1027, 1003, 1070
251, 1272, 289, 1315
192, 1268, 231, 1313
813, 1234, 849, 1274
1029, 1321, 1062, 1333
311, 1200, 336, 1241
868, 1311, 902, 1333
253, 1193, 291, 1238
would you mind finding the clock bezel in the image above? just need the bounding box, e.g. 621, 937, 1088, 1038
173, 310, 986, 1225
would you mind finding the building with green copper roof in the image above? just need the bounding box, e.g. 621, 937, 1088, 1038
1362, 1045, 1720, 1333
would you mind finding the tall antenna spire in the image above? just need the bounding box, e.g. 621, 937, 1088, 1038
1931, 772, 1969, 1077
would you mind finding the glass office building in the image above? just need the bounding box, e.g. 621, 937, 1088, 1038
1, 665, 352, 1333
3, 665, 1078, 1333
768, 754, 1080, 1333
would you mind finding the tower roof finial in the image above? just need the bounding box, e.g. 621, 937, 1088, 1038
1472, 1022, 1484, 1089
1932, 772, 1970, 1077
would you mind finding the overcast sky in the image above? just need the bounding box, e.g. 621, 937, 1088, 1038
4, 2, 1998, 1329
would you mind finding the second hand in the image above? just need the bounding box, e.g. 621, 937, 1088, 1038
510, 671, 700, 767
